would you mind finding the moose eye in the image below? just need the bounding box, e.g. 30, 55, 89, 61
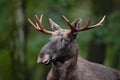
62, 38, 70, 44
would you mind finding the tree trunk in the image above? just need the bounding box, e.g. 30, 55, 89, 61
91, 0, 120, 69
9, 0, 28, 80
88, 34, 106, 64
104, 44, 120, 69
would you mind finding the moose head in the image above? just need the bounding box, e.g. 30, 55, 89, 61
28, 15, 105, 65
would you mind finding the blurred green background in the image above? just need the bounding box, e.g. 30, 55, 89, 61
0, 0, 120, 80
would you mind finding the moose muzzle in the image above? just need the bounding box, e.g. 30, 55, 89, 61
37, 53, 50, 64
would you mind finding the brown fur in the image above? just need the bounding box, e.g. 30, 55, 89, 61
47, 50, 120, 80
34, 16, 120, 80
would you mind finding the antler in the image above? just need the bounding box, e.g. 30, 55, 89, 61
28, 15, 54, 35
62, 15, 106, 36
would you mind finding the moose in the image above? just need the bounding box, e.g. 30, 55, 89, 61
28, 15, 120, 80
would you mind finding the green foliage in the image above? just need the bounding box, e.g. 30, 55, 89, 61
0, 0, 120, 80
0, 50, 11, 80
0, 0, 9, 49
106, 11, 120, 51
0, 1, 10, 79
103, 11, 120, 69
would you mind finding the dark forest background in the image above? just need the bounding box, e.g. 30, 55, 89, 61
0, 0, 120, 80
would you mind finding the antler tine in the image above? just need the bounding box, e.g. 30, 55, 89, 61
28, 18, 41, 30
62, 15, 77, 32
77, 18, 91, 31
35, 15, 43, 30
28, 14, 54, 35
90, 15, 106, 28
78, 15, 106, 31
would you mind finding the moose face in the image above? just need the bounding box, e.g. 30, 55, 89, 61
36, 17, 82, 64
37, 29, 73, 64
28, 15, 105, 65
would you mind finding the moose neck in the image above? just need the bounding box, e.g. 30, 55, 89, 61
51, 45, 78, 80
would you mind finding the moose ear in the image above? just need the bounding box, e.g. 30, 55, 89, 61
72, 18, 82, 28
49, 18, 61, 31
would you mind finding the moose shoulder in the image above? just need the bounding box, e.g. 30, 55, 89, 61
28, 15, 120, 80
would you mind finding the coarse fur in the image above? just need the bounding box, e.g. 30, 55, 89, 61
36, 17, 120, 80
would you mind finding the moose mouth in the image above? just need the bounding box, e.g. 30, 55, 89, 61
37, 54, 55, 65
37, 58, 54, 65
43, 59, 50, 65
